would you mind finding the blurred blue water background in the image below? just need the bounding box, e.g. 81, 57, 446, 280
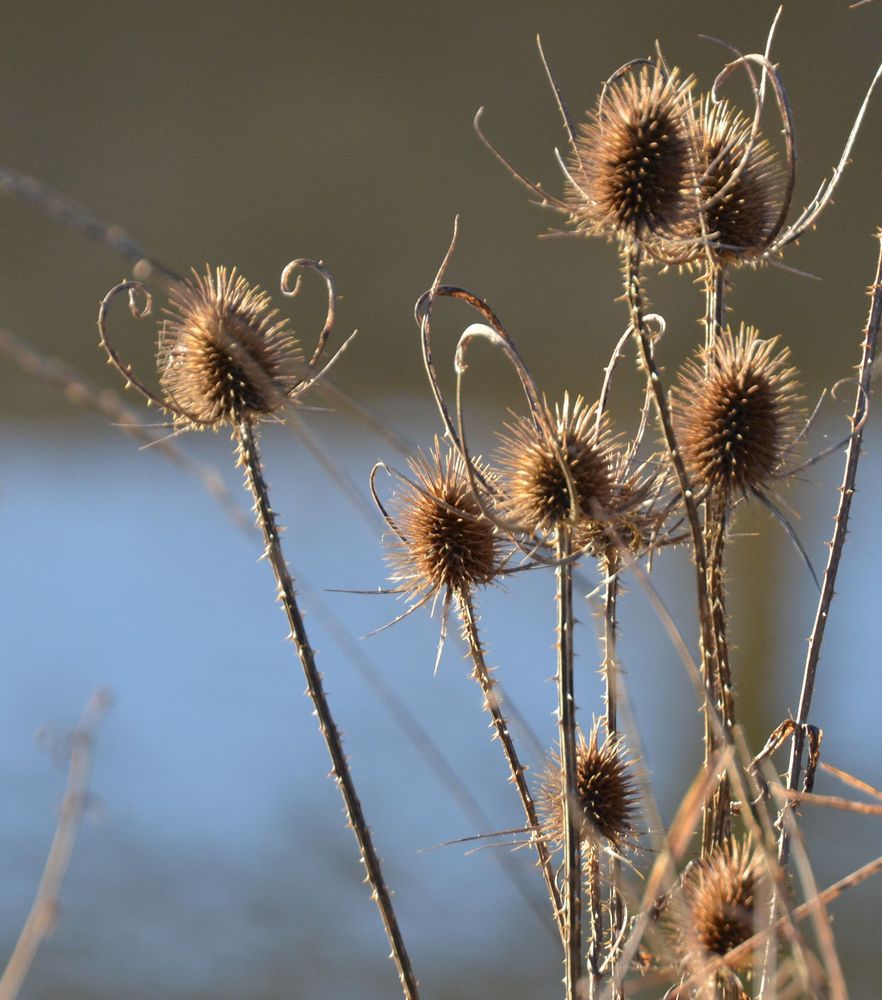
1, 1, 881, 997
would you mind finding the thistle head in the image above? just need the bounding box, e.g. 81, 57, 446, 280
565, 65, 696, 245
539, 724, 640, 852
496, 394, 621, 538
677, 96, 785, 266
680, 838, 765, 972
386, 439, 503, 603
672, 325, 802, 500
158, 266, 303, 428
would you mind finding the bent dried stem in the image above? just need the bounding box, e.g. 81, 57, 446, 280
0, 689, 112, 1000
235, 419, 419, 1000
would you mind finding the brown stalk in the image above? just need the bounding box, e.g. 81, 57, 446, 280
455, 588, 565, 941
778, 232, 882, 864
235, 419, 419, 1000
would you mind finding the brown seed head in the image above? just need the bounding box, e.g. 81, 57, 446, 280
158, 266, 303, 428
676, 97, 785, 266
566, 66, 695, 244
681, 839, 764, 970
672, 325, 801, 499
496, 394, 620, 537
387, 439, 503, 602
539, 724, 640, 851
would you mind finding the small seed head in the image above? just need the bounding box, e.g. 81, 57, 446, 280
387, 439, 502, 602
672, 325, 801, 499
566, 66, 695, 244
158, 266, 303, 428
497, 394, 620, 537
681, 839, 764, 971
539, 724, 640, 851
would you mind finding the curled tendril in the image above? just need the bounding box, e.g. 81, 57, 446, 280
597, 57, 667, 122
472, 108, 570, 213
97, 280, 208, 425
280, 258, 338, 369
778, 379, 871, 478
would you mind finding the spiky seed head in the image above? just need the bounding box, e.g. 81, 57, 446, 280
672, 325, 802, 499
565, 66, 695, 243
674, 97, 785, 266
575, 465, 665, 559
158, 266, 303, 428
496, 394, 619, 537
681, 839, 765, 970
387, 439, 503, 602
539, 724, 640, 851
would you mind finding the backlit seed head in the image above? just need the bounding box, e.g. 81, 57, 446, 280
496, 393, 620, 537
387, 439, 503, 602
575, 465, 666, 559
672, 325, 801, 498
675, 96, 785, 266
158, 266, 303, 428
565, 66, 695, 244
538, 724, 640, 851
681, 839, 765, 971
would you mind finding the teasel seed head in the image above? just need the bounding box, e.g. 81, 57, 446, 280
575, 464, 666, 560
681, 838, 765, 971
158, 266, 303, 428
496, 393, 620, 537
539, 723, 640, 852
387, 438, 503, 603
672, 325, 802, 500
565, 65, 695, 245
675, 96, 785, 266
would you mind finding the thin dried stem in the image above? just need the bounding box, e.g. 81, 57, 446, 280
779, 231, 882, 863
456, 589, 565, 942
235, 419, 419, 1000
0, 689, 112, 1000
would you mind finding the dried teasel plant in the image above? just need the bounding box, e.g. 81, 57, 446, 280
97, 261, 419, 1000
372, 437, 565, 941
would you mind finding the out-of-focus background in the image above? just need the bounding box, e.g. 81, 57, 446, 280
0, 2, 880, 997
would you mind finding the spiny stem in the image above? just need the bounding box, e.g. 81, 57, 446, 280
600, 550, 623, 1000
778, 232, 882, 864
703, 501, 736, 855
456, 588, 565, 942
704, 265, 727, 351
556, 524, 582, 1000
623, 242, 719, 859
586, 850, 603, 997
235, 419, 419, 1000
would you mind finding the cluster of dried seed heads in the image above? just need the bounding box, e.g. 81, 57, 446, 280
672, 324, 802, 500
159, 266, 304, 428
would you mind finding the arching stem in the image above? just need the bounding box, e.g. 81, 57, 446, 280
456, 589, 565, 942
235, 419, 419, 1000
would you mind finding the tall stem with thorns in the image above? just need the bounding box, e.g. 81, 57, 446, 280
598, 548, 623, 999
456, 588, 565, 941
555, 524, 582, 1000
235, 419, 419, 1000
779, 233, 882, 861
